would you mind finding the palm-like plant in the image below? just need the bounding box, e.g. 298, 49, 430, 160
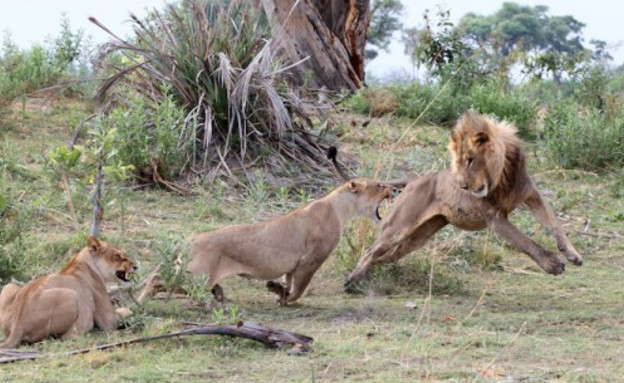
91, 0, 330, 183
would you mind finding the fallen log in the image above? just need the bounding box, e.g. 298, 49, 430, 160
0, 322, 313, 363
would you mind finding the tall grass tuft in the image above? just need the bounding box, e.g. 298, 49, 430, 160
0, 146, 30, 280
544, 103, 624, 171
91, 0, 330, 183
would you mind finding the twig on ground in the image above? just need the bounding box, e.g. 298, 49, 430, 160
534, 168, 599, 179
471, 322, 527, 383
577, 230, 624, 240
465, 281, 492, 320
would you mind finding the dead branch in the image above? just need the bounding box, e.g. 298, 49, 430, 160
0, 322, 313, 364
577, 230, 624, 240
60, 172, 79, 223
91, 158, 104, 238
69, 113, 97, 148
150, 158, 192, 195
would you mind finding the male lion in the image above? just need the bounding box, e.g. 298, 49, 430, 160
345, 112, 583, 289
0, 237, 136, 348
138, 179, 393, 305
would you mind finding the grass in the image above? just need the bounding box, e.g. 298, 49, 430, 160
1, 98, 624, 382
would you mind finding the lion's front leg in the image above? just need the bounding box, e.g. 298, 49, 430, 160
525, 190, 583, 266
266, 280, 289, 305
486, 212, 565, 275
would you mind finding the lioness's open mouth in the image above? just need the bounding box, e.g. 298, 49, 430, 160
375, 196, 391, 221
116, 270, 131, 282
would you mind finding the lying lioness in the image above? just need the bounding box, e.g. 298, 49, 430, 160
345, 112, 583, 289
0, 237, 136, 348
138, 179, 393, 305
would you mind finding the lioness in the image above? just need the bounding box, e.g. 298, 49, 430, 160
138, 179, 393, 305
0, 237, 136, 348
345, 112, 583, 288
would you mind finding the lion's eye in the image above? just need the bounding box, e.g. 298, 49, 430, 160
466, 158, 473, 167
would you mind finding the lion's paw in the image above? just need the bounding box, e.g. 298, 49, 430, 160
116, 307, 132, 319
564, 249, 583, 266
541, 252, 565, 275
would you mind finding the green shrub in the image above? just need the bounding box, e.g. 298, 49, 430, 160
574, 65, 610, 111
110, 92, 194, 181
348, 80, 537, 135
0, 152, 30, 280
344, 86, 399, 117
93, 0, 329, 182
470, 82, 537, 138
545, 103, 624, 171
157, 234, 190, 296
0, 16, 87, 108
394, 82, 470, 127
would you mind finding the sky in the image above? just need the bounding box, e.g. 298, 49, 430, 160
0, 0, 622, 79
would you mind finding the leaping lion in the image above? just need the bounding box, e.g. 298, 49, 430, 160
0, 237, 136, 348
345, 112, 583, 289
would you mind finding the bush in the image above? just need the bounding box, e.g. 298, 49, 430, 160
394, 82, 470, 127
0, 151, 30, 280
0, 16, 87, 109
544, 103, 624, 171
348, 80, 537, 135
110, 92, 194, 181
345, 86, 399, 117
93, 0, 329, 183
470, 82, 538, 138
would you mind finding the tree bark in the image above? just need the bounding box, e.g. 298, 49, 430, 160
261, 0, 370, 92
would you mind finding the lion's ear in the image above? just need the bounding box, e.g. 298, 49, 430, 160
348, 181, 363, 193
471, 132, 489, 148
86, 236, 102, 253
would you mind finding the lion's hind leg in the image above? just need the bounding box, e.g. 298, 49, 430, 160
345, 215, 447, 290
14, 288, 80, 346
201, 257, 257, 303
0, 283, 20, 310
0, 283, 20, 332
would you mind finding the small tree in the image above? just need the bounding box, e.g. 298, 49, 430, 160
366, 0, 404, 60
456, 2, 599, 83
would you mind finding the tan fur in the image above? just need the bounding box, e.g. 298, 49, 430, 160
345, 112, 583, 288
138, 179, 393, 305
0, 237, 136, 348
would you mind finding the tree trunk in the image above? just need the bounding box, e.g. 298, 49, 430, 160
261, 0, 370, 92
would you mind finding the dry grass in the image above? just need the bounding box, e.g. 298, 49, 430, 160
1, 100, 624, 382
